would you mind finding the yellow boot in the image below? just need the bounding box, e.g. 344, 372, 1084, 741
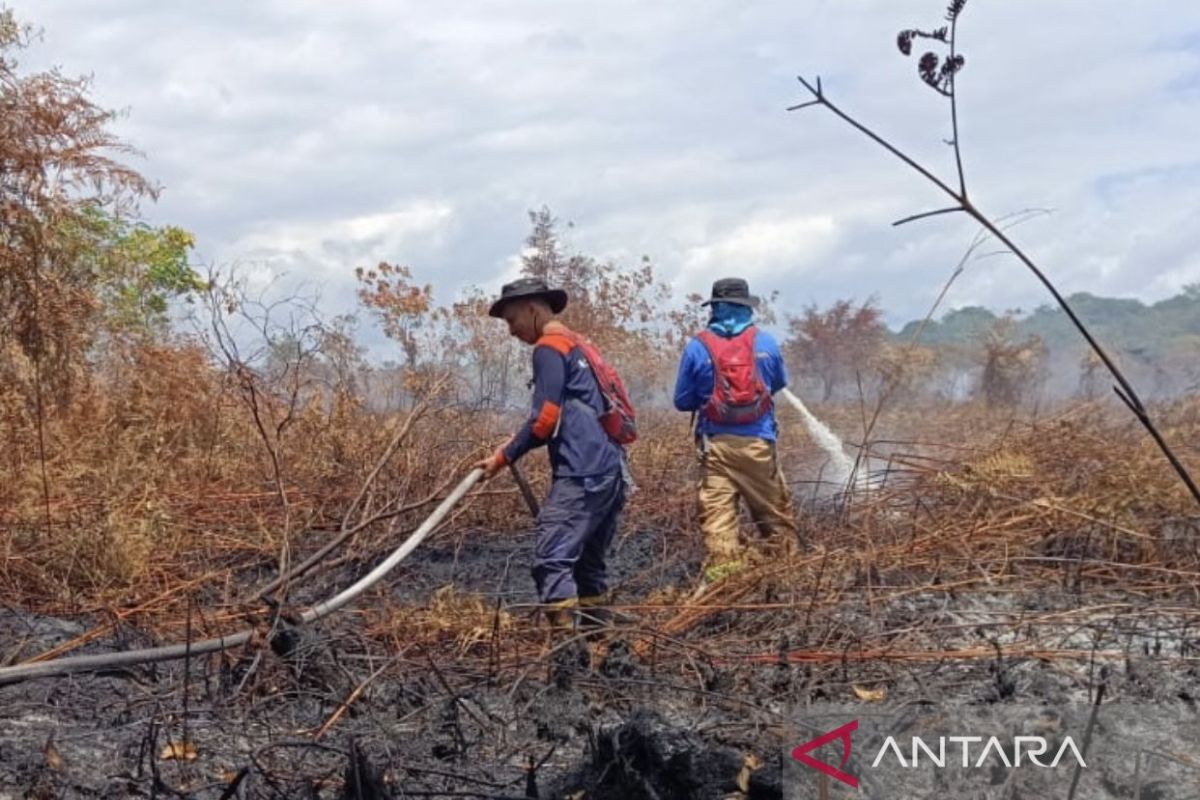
693, 557, 747, 600
576, 593, 612, 632
702, 558, 747, 584
542, 598, 577, 633
543, 598, 590, 686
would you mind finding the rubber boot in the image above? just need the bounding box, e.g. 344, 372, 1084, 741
542, 598, 577, 633
702, 558, 747, 584
576, 593, 613, 632
543, 599, 589, 687
693, 557, 747, 600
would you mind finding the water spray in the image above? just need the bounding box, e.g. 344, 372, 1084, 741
779, 388, 859, 492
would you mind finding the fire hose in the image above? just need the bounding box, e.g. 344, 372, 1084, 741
0, 468, 485, 686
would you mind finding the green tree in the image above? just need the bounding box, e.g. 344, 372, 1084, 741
64, 207, 203, 336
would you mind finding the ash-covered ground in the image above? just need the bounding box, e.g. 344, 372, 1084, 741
3, 519, 1199, 799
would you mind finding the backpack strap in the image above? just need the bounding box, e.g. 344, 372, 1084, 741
693, 330, 721, 395
746, 326, 763, 382
536, 332, 575, 356
541, 329, 606, 403
744, 326, 772, 401
696, 325, 757, 357
535, 331, 599, 439
693, 328, 718, 360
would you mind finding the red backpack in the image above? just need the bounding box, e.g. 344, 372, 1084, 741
696, 327, 772, 425
561, 331, 638, 445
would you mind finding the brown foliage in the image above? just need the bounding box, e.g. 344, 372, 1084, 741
785, 298, 886, 402
874, 341, 940, 401
519, 207, 674, 401
0, 11, 154, 400
355, 262, 434, 368
438, 287, 523, 409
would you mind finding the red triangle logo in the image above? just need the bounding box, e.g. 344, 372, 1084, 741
791, 719, 859, 789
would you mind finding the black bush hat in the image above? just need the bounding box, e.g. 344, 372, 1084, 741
700, 277, 758, 307
487, 277, 569, 318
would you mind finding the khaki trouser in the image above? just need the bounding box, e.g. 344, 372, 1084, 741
697, 434, 799, 565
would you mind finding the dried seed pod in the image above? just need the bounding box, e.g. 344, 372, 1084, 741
918, 52, 941, 88
939, 54, 966, 86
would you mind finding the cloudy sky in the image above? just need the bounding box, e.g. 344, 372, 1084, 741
22, 0, 1200, 340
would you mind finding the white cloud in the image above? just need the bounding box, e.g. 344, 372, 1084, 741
20, 0, 1200, 341
228, 202, 454, 278
682, 215, 838, 285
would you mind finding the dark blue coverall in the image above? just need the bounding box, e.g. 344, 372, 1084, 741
499, 327, 626, 605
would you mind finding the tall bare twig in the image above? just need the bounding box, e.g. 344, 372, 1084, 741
789, 0, 1200, 506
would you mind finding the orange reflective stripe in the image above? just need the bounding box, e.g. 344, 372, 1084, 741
535, 334, 574, 356
531, 400, 562, 439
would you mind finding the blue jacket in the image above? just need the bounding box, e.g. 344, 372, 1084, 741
502, 326, 623, 478
672, 326, 787, 441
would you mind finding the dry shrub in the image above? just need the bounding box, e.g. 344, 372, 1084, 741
977, 317, 1047, 408
960, 450, 1036, 485
71, 497, 171, 590
624, 409, 695, 513
371, 585, 513, 654
5, 273, 1200, 628
6, 369, 1200, 631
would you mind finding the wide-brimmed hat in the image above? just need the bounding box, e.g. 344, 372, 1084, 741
487, 277, 569, 318
700, 277, 758, 308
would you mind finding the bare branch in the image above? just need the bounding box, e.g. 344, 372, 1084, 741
785, 100, 822, 112
948, 15, 967, 196
892, 206, 964, 227
790, 80, 964, 203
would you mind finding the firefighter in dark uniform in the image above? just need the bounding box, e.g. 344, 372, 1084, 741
474, 278, 627, 630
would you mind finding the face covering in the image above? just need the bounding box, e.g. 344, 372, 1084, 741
707, 301, 754, 336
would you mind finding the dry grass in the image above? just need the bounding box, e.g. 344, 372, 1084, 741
367, 585, 515, 656
3, 340, 1200, 670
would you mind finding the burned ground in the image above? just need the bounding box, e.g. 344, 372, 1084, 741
4, 405, 1200, 798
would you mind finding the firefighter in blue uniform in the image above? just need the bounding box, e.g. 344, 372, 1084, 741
673, 277, 799, 583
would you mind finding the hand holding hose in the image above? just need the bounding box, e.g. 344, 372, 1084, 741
472, 449, 506, 481
473, 436, 515, 481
